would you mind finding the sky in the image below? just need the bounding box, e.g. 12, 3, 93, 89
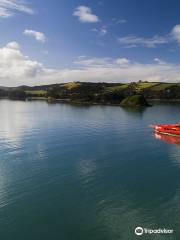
1, 0, 180, 86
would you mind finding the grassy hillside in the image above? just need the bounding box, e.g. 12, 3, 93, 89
25, 90, 47, 95
120, 95, 149, 107
149, 83, 178, 91
62, 82, 81, 90
105, 84, 129, 92
1, 81, 180, 105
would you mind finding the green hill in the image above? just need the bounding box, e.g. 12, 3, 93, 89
1, 81, 180, 105
120, 95, 149, 107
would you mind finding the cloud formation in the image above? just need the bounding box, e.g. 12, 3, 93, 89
0, 41, 45, 86
92, 26, 107, 36
6, 41, 20, 50
118, 24, 180, 48
1, 42, 180, 86
74, 57, 113, 67
23, 29, 46, 43
171, 24, 180, 43
0, 0, 34, 18
154, 58, 167, 65
116, 58, 130, 65
69, 57, 180, 83
112, 18, 127, 24
118, 35, 168, 48
73, 6, 99, 23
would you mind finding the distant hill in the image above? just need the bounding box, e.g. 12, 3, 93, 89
120, 95, 150, 107
1, 81, 180, 106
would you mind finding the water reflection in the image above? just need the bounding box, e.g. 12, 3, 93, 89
154, 132, 180, 145
0, 100, 38, 146
122, 106, 146, 119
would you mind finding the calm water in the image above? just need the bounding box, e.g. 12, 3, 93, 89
0, 99, 180, 240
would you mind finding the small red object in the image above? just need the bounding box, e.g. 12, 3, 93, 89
150, 124, 180, 136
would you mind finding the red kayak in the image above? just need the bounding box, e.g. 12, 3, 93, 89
151, 124, 180, 136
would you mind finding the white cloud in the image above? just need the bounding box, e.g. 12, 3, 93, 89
116, 58, 130, 65
154, 58, 167, 65
53, 60, 180, 83
92, 26, 107, 36
0, 0, 34, 18
118, 24, 180, 48
75, 57, 130, 67
98, 26, 107, 36
1, 42, 180, 86
74, 57, 113, 68
6, 41, 20, 50
73, 5, 99, 23
23, 29, 46, 43
0, 41, 44, 86
112, 18, 127, 24
171, 25, 180, 43
118, 35, 168, 48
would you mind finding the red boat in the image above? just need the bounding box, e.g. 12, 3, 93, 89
151, 124, 180, 136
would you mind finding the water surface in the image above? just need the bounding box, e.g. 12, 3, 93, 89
0, 99, 179, 240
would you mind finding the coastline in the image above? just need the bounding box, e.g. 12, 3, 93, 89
148, 99, 180, 102
1, 96, 180, 107
0, 96, 146, 107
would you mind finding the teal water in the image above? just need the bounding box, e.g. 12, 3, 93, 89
0, 99, 180, 240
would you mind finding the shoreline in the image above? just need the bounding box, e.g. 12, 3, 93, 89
0, 96, 145, 107
1, 97, 180, 106
148, 99, 180, 102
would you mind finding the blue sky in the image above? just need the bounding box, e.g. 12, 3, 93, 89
1, 0, 180, 86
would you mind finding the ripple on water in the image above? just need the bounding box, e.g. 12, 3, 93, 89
0, 100, 180, 239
